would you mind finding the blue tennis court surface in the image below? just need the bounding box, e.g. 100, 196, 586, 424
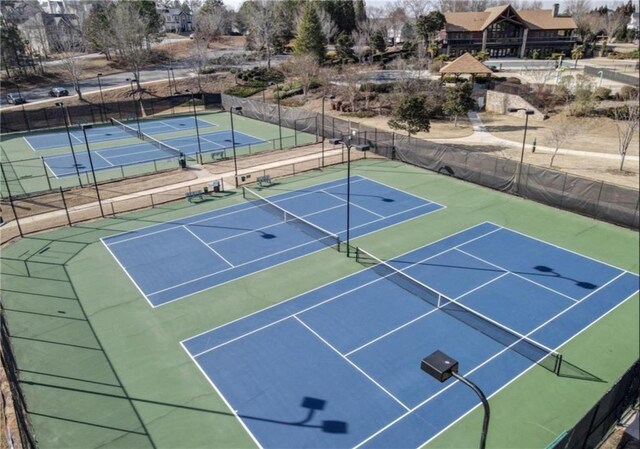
181, 222, 639, 449
24, 116, 216, 151
42, 130, 264, 177
102, 176, 443, 307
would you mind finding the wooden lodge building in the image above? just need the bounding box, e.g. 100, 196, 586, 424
441, 4, 578, 59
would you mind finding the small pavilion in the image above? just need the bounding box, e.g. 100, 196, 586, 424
439, 52, 493, 83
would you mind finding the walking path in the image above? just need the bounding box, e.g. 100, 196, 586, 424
429, 112, 639, 163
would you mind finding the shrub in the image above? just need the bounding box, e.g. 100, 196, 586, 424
593, 87, 611, 101
433, 54, 450, 62
618, 85, 639, 100
531, 50, 540, 60
359, 82, 396, 93
607, 49, 639, 59
224, 85, 265, 97
273, 86, 303, 100
342, 110, 376, 118
505, 77, 522, 84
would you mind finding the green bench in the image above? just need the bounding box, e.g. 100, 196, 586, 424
185, 190, 205, 202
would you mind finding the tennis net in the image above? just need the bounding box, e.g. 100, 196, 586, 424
111, 118, 182, 158
243, 187, 341, 251
355, 247, 563, 375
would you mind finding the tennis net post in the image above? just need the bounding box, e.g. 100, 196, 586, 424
355, 247, 563, 375
243, 186, 341, 251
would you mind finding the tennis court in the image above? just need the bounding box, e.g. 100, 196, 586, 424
102, 176, 444, 307
24, 116, 216, 151
42, 129, 265, 177
181, 222, 639, 449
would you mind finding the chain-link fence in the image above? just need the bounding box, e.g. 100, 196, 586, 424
1, 303, 36, 449
547, 359, 640, 449
584, 65, 640, 87
0, 93, 223, 134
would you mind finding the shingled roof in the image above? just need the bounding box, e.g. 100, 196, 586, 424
439, 52, 493, 75
445, 4, 576, 32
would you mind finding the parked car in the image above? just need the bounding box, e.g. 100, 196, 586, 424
6, 93, 26, 105
48, 87, 69, 97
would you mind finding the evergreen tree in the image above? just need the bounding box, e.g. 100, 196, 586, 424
416, 11, 446, 46
354, 0, 367, 25
335, 31, 355, 61
294, 2, 326, 62
0, 16, 28, 77
443, 82, 476, 127
388, 95, 431, 136
322, 0, 357, 35
370, 30, 386, 54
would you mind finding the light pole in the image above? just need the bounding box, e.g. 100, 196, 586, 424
166, 68, 173, 94
321, 94, 335, 167
167, 67, 176, 114
507, 107, 534, 193
125, 78, 141, 134
55, 102, 83, 186
421, 350, 490, 449
276, 83, 282, 150
185, 89, 203, 163
330, 135, 369, 256
229, 106, 242, 187
80, 124, 105, 218
15, 83, 30, 132
96, 73, 106, 122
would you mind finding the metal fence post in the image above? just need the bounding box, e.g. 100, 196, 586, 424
59, 187, 72, 226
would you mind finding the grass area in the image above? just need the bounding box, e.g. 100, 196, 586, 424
1, 159, 638, 449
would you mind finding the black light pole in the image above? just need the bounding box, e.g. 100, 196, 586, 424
80, 124, 105, 217
166, 68, 173, 94
229, 106, 242, 187
96, 73, 106, 121
507, 107, 534, 192
56, 102, 83, 186
330, 136, 368, 256
185, 89, 203, 163
15, 83, 30, 132
276, 83, 282, 150
126, 78, 141, 134
167, 67, 176, 114
321, 94, 335, 167
170, 67, 177, 89
421, 351, 490, 449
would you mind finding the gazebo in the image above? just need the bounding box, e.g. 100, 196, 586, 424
439, 52, 493, 83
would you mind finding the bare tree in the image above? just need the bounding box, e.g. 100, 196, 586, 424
110, 2, 152, 89
563, 0, 592, 16
282, 53, 319, 100
336, 63, 366, 112
439, 0, 499, 12
315, 7, 338, 44
510, 0, 543, 9
545, 121, 582, 167
246, 0, 278, 69
194, 2, 228, 43
57, 33, 86, 100
188, 37, 209, 92
596, 11, 628, 54
401, 0, 428, 23
613, 100, 639, 171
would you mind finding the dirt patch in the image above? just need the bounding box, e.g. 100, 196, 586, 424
297, 95, 474, 140
479, 110, 640, 157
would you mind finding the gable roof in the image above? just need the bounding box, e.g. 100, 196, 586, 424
444, 4, 576, 32
439, 52, 493, 75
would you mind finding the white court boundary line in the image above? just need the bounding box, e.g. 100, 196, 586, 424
180, 222, 639, 448
146, 200, 441, 303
